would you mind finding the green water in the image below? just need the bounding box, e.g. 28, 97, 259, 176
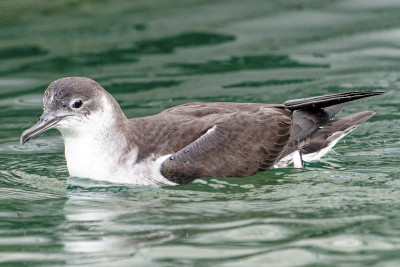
1, 0, 400, 265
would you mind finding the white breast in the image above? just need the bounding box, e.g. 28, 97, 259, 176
61, 131, 175, 186
56, 94, 176, 186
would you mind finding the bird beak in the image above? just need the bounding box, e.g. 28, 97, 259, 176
20, 112, 65, 145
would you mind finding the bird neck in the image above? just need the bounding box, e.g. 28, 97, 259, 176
60, 110, 138, 181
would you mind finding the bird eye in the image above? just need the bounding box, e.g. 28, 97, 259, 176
72, 100, 83, 109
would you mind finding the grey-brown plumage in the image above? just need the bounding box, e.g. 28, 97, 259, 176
159, 104, 292, 184
20, 77, 384, 185
160, 93, 381, 183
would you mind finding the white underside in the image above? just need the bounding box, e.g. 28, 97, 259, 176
64, 135, 176, 186
62, 132, 176, 186
62, 127, 352, 184
274, 129, 353, 169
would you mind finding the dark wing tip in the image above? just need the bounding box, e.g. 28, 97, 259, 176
284, 91, 385, 111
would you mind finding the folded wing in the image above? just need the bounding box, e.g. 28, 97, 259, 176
161, 107, 292, 184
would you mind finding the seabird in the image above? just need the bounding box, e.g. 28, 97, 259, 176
20, 77, 384, 186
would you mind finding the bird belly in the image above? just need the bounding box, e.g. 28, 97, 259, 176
63, 136, 175, 185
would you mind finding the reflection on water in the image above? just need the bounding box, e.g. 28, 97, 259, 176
223, 78, 315, 88
1, 0, 400, 265
167, 54, 328, 75
0, 46, 47, 59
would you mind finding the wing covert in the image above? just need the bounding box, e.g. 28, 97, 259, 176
161, 108, 292, 184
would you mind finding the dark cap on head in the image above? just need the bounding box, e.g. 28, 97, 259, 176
20, 77, 126, 145
44, 77, 106, 113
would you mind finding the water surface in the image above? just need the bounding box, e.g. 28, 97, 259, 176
1, 0, 400, 265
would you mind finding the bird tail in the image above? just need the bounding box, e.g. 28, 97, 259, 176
275, 91, 384, 168
301, 111, 374, 161
284, 91, 385, 111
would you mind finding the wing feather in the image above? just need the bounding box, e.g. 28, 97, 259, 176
161, 108, 292, 184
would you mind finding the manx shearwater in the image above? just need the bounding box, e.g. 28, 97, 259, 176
20, 77, 384, 185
